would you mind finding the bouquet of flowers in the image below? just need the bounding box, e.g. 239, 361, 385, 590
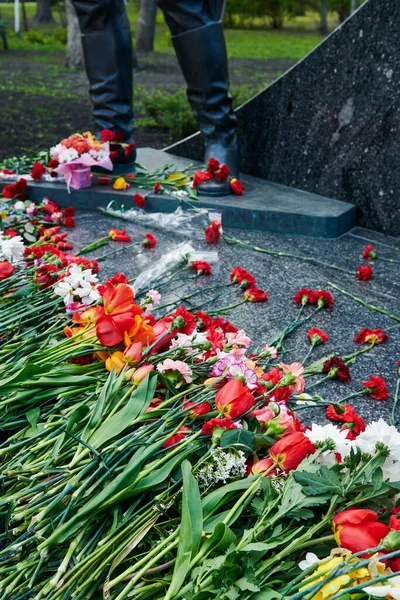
50, 131, 112, 190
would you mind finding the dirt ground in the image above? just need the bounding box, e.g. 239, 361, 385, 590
0, 49, 294, 160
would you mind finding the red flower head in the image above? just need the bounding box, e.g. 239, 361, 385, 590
196, 311, 213, 330
306, 327, 328, 345
4, 228, 18, 238
362, 375, 389, 400
204, 221, 221, 244
133, 193, 146, 207
354, 328, 388, 345
48, 158, 59, 170
153, 182, 162, 194
99, 176, 111, 186
201, 416, 237, 436
184, 400, 211, 418
102, 281, 139, 315
142, 233, 156, 248
332, 509, 390, 554
171, 307, 196, 335
230, 267, 256, 288
109, 272, 130, 286
326, 403, 357, 423
314, 290, 334, 309
2, 184, 17, 198
64, 217, 75, 228
125, 142, 135, 156
244, 287, 268, 302
251, 458, 275, 476
390, 512, 400, 532
63, 206, 75, 217
215, 164, 229, 182
269, 432, 315, 472
34, 264, 58, 289
191, 261, 212, 276
207, 158, 220, 174
258, 368, 291, 403
122, 341, 143, 366
108, 228, 131, 243
30, 162, 46, 181
322, 357, 351, 383
357, 265, 373, 280
0, 261, 14, 280
230, 178, 245, 195
294, 288, 315, 305
363, 245, 376, 260
340, 413, 366, 439
100, 129, 119, 142
215, 378, 255, 418
110, 151, 119, 162
42, 200, 60, 216
193, 170, 213, 187
162, 426, 190, 449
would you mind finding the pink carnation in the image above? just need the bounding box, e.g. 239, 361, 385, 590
157, 359, 193, 383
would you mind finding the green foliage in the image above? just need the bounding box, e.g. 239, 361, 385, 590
225, 0, 296, 29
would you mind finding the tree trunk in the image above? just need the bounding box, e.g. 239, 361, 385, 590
34, 0, 55, 24
351, 0, 359, 13
136, 0, 157, 53
21, 0, 29, 31
320, 0, 328, 34
65, 0, 84, 69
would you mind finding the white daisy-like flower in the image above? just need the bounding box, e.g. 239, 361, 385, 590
0, 232, 25, 263
381, 458, 400, 483
305, 423, 351, 456
298, 552, 319, 571
355, 419, 400, 461
54, 280, 76, 305
13, 200, 25, 211
74, 282, 100, 306
58, 147, 79, 163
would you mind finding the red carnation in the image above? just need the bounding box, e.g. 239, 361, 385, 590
363, 245, 376, 260
322, 357, 351, 383
171, 307, 196, 335
193, 170, 213, 187
362, 375, 389, 400
42, 200, 60, 215
314, 290, 334, 308
0, 261, 14, 280
142, 233, 156, 248
207, 158, 220, 174
31, 162, 46, 181
48, 158, 59, 170
64, 217, 75, 228
230, 267, 256, 288
196, 311, 213, 329
326, 403, 357, 423
100, 129, 116, 142
4, 228, 18, 237
133, 193, 146, 208
341, 413, 366, 439
191, 261, 212, 275
163, 426, 190, 449
2, 184, 17, 198
15, 178, 28, 193
306, 327, 328, 345
354, 328, 388, 345
202, 417, 236, 436
244, 287, 268, 302
294, 288, 315, 305
215, 164, 229, 182
63, 206, 75, 217
230, 178, 244, 195
204, 221, 221, 244
34, 264, 58, 289
357, 265, 373, 280
109, 272, 130, 285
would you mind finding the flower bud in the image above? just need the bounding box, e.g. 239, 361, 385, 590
132, 364, 154, 385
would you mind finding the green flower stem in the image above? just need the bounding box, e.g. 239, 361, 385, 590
223, 235, 355, 275
342, 343, 375, 362
95, 240, 141, 262
380, 256, 400, 265
391, 377, 400, 426
208, 297, 247, 315
328, 281, 400, 322
302, 343, 315, 365
75, 236, 110, 256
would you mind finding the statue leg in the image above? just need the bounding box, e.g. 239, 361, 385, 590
158, 0, 238, 195
72, 0, 135, 167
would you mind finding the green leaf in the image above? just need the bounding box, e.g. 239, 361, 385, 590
251, 589, 282, 600
82, 368, 124, 442
293, 466, 343, 496
26, 408, 40, 432
220, 428, 255, 451
303, 353, 334, 375
202, 478, 258, 518
165, 460, 203, 599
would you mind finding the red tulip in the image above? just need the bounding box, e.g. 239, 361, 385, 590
123, 342, 142, 366
215, 378, 255, 418
132, 364, 154, 385
0, 261, 14, 280
269, 432, 315, 472
333, 509, 390, 553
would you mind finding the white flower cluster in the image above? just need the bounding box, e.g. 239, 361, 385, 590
196, 448, 247, 488
0, 231, 25, 264
54, 265, 100, 306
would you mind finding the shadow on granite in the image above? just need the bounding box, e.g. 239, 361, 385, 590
168, 0, 400, 237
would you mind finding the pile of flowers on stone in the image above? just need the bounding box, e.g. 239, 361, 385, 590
0, 196, 400, 600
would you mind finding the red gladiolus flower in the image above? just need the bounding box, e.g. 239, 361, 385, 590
294, 288, 315, 305
125, 142, 135, 156
357, 265, 373, 280
230, 178, 245, 195
191, 261, 212, 276
184, 400, 211, 417
204, 221, 221, 244
64, 217, 75, 228
201, 416, 237, 436
244, 287, 268, 302
142, 233, 156, 248
30, 162, 46, 181
163, 426, 190, 449
99, 176, 111, 185
363, 244, 376, 260
269, 432, 315, 472
133, 193, 146, 207
215, 165, 229, 182
215, 378, 255, 418
306, 327, 328, 345
108, 228, 131, 243
171, 307, 196, 335
354, 328, 388, 345
333, 509, 390, 554
314, 290, 334, 308
0, 261, 14, 280
193, 170, 213, 187
362, 375, 389, 400
322, 357, 351, 383
207, 158, 220, 174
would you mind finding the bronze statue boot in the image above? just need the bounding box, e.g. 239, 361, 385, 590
171, 21, 239, 196
73, 0, 136, 174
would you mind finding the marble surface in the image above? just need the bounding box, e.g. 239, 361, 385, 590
168, 0, 400, 237
68, 211, 400, 427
